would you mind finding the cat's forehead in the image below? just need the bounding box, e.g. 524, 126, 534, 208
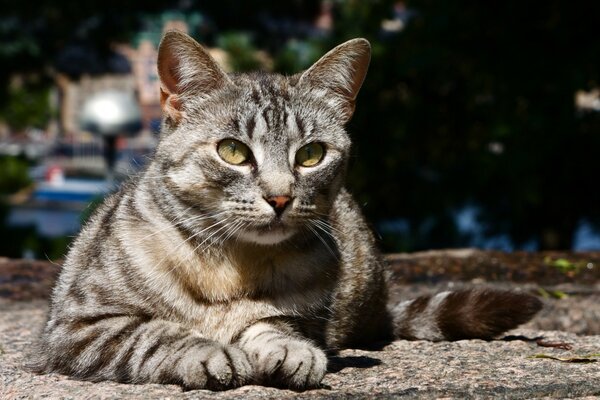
222, 72, 338, 144
232, 72, 294, 102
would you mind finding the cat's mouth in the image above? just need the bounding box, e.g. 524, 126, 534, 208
256, 219, 286, 231
236, 221, 297, 245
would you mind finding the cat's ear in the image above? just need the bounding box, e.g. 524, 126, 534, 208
157, 30, 231, 123
298, 38, 371, 122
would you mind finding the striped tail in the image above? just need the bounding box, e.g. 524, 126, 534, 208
391, 289, 543, 341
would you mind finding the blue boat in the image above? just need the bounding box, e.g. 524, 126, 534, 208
7, 172, 111, 238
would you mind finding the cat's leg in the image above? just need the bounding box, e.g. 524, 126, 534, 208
36, 316, 253, 390
236, 321, 328, 389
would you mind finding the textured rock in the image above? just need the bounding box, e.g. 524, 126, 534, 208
1, 300, 599, 399
1, 251, 599, 398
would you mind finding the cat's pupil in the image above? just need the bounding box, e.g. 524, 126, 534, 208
296, 143, 324, 167
218, 139, 250, 165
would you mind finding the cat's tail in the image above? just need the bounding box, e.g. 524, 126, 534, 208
390, 288, 543, 341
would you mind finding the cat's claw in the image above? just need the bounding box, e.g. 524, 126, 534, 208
252, 338, 327, 389
179, 344, 253, 390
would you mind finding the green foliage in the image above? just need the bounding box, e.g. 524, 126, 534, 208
0, 155, 71, 260
543, 257, 588, 275
0, 156, 31, 194
274, 40, 323, 75
545, 257, 578, 272
79, 195, 105, 226
0, 84, 51, 131
537, 287, 569, 300
0, 206, 32, 258
314, 0, 600, 250
0, 214, 72, 260
216, 33, 262, 72
1, 1, 600, 252
30, 235, 72, 261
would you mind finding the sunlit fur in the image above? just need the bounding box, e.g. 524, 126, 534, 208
32, 31, 542, 391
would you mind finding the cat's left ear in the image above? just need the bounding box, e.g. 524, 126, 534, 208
298, 38, 371, 122
157, 30, 232, 124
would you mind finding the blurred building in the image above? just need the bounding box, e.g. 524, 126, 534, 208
116, 39, 161, 135
55, 10, 226, 137
51, 11, 214, 175
118, 12, 229, 133
56, 73, 137, 138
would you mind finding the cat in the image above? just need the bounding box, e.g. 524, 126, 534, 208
31, 31, 542, 390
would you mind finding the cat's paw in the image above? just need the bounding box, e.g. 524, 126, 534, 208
178, 343, 253, 390
247, 335, 327, 389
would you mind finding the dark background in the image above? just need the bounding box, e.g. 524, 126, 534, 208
1, 0, 599, 257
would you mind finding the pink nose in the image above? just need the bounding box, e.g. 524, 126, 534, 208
265, 195, 292, 213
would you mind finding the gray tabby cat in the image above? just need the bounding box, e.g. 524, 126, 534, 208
32, 31, 541, 390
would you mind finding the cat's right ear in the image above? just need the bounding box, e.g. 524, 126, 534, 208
298, 38, 371, 123
157, 30, 231, 124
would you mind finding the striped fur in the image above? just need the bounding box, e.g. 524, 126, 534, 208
32, 31, 541, 390
391, 289, 542, 341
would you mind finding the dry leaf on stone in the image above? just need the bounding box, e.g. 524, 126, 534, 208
528, 353, 600, 363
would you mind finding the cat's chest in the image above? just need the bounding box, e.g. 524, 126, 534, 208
181, 246, 337, 305
179, 249, 336, 342
130, 223, 336, 306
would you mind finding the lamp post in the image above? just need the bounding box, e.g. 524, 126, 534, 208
80, 90, 142, 183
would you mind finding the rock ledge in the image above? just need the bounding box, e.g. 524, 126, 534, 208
1, 251, 599, 398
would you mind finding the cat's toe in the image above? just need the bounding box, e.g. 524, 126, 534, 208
257, 339, 327, 389
205, 346, 253, 389
279, 342, 327, 389
180, 344, 253, 390
223, 346, 254, 387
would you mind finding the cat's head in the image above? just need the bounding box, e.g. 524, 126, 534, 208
152, 31, 370, 246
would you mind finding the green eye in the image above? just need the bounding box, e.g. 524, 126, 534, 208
295, 143, 325, 167
217, 139, 251, 165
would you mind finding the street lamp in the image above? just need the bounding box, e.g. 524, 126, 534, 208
80, 90, 142, 182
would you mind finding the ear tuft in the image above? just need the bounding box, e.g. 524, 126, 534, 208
299, 38, 371, 122
157, 30, 231, 123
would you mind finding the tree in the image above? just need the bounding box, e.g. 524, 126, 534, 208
320, 0, 600, 250
2, 0, 599, 252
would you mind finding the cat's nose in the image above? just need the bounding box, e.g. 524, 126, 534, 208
265, 195, 292, 215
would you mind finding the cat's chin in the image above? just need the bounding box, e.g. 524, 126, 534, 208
236, 228, 297, 246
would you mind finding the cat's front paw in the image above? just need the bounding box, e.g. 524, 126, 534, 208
246, 335, 327, 389
178, 343, 253, 390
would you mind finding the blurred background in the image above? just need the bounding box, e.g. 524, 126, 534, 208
0, 0, 599, 260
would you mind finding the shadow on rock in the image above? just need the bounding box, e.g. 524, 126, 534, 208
327, 355, 382, 373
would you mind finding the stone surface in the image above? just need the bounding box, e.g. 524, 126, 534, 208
385, 249, 600, 285
1, 251, 599, 398
1, 302, 598, 399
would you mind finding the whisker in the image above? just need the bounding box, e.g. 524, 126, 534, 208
158, 217, 232, 274
222, 220, 246, 243
307, 222, 339, 260
312, 218, 343, 236
193, 219, 236, 254
132, 206, 197, 243
132, 209, 227, 245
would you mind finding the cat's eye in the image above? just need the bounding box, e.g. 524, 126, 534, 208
295, 143, 325, 167
217, 139, 251, 165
